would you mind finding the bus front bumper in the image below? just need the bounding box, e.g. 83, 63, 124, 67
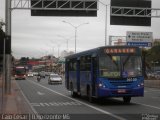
97, 87, 144, 97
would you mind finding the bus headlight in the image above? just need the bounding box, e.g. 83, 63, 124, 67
98, 82, 107, 88
138, 82, 144, 87
98, 83, 103, 87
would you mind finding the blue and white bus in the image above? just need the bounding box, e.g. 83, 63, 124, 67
65, 46, 144, 103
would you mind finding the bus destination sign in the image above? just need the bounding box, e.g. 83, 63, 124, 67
104, 48, 136, 54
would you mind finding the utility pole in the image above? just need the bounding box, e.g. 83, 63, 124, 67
99, 1, 110, 46
0, 18, 6, 113
5, 0, 11, 94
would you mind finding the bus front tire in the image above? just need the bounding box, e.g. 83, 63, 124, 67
71, 91, 77, 98
70, 83, 77, 98
87, 87, 93, 103
123, 96, 131, 104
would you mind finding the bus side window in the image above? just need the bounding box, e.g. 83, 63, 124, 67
80, 56, 91, 71
69, 59, 76, 71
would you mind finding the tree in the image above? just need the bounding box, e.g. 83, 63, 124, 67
146, 45, 160, 66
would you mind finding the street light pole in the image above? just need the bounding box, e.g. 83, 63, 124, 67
0, 18, 6, 113
75, 27, 77, 53
5, 0, 12, 94
57, 35, 74, 52
99, 1, 110, 46
62, 21, 89, 53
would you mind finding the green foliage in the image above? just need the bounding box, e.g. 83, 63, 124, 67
146, 45, 160, 66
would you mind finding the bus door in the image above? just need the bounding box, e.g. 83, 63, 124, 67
76, 58, 80, 93
91, 57, 97, 96
65, 60, 69, 89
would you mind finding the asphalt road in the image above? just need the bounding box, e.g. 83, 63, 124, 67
16, 76, 160, 120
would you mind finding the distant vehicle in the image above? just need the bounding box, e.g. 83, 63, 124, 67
48, 74, 62, 84
27, 72, 34, 77
65, 46, 144, 103
33, 72, 38, 76
14, 66, 27, 80
37, 75, 41, 82
39, 71, 45, 78
45, 72, 51, 76
155, 71, 160, 80
147, 71, 160, 80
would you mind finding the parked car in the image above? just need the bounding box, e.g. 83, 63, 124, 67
48, 74, 62, 84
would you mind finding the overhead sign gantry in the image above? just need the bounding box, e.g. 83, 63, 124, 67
12, 0, 98, 16
110, 0, 160, 26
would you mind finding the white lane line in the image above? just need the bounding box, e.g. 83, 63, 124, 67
37, 91, 45, 95
146, 89, 160, 92
144, 90, 148, 93
31, 103, 41, 107
151, 97, 160, 99
15, 81, 41, 120
133, 102, 160, 110
31, 102, 82, 107
29, 80, 126, 120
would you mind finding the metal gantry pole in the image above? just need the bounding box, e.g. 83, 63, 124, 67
75, 27, 77, 53
99, 1, 110, 46
105, 5, 107, 46
2, 30, 6, 113
5, 0, 12, 94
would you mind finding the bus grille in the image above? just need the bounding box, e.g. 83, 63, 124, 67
109, 81, 133, 87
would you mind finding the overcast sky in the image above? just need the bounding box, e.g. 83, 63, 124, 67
0, 0, 160, 58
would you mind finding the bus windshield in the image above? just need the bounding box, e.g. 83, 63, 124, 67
122, 56, 142, 77
15, 69, 26, 75
99, 55, 142, 78
99, 56, 121, 78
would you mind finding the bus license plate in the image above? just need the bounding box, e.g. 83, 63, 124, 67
118, 89, 126, 93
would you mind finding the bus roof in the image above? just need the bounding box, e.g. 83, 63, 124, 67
65, 46, 141, 59
15, 66, 25, 69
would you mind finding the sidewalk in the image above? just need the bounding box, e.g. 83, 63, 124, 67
0, 78, 35, 114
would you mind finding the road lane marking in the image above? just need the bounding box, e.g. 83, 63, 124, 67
147, 89, 160, 92
15, 81, 41, 120
144, 90, 147, 93
37, 91, 45, 95
31, 103, 41, 107
29, 80, 126, 120
151, 97, 160, 99
133, 102, 160, 110
30, 102, 82, 107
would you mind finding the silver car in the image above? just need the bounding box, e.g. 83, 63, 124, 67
48, 74, 62, 84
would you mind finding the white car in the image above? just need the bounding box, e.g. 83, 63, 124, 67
27, 72, 34, 77
48, 74, 62, 84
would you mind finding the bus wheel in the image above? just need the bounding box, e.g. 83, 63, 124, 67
71, 91, 77, 98
123, 97, 131, 104
87, 87, 93, 103
70, 83, 77, 98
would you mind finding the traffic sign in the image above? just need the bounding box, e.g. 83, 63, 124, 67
127, 42, 152, 47
126, 31, 153, 47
